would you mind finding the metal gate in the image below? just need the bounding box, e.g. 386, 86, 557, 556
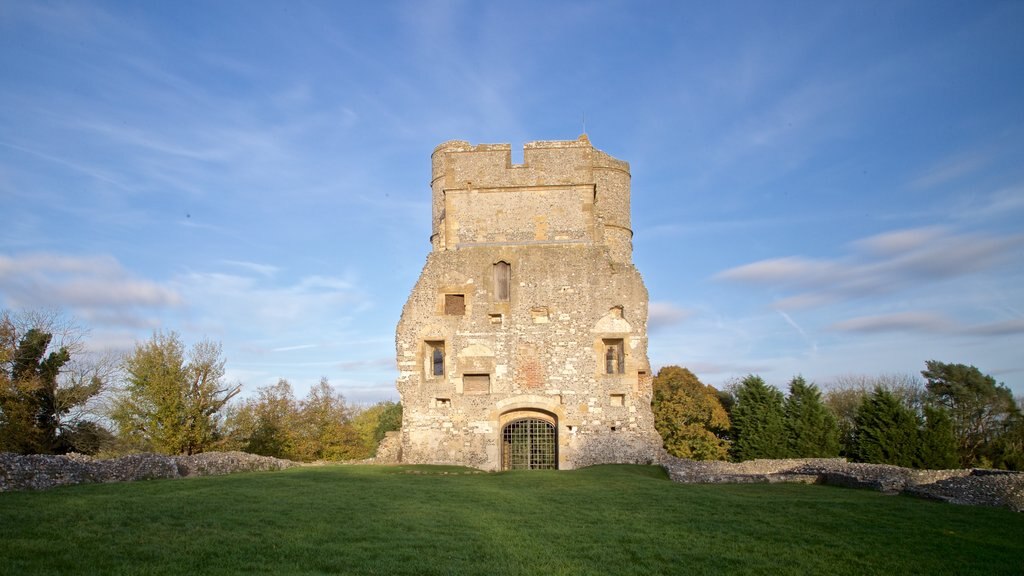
501, 418, 557, 470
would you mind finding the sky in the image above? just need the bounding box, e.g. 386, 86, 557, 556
1, 0, 1022, 403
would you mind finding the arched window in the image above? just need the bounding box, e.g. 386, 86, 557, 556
494, 261, 510, 301
425, 341, 445, 378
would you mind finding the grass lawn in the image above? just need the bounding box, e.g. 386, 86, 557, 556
1, 464, 1021, 575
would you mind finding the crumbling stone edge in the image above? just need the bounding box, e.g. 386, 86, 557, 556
4, 450, 1021, 513
658, 452, 1024, 512
0, 451, 299, 492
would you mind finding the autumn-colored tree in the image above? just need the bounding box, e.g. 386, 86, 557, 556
291, 378, 362, 461
226, 379, 298, 459
112, 332, 240, 455
0, 310, 113, 454
350, 400, 403, 458
651, 366, 730, 460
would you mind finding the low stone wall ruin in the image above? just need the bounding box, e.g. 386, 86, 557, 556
3, 449, 1021, 513
658, 452, 1024, 512
0, 451, 298, 492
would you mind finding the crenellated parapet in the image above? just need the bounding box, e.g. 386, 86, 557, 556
429, 135, 633, 264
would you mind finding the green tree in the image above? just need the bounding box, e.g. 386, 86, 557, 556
918, 405, 959, 469
351, 400, 403, 458
112, 332, 241, 455
853, 388, 920, 467
987, 404, 1024, 470
784, 376, 840, 458
0, 311, 111, 454
651, 366, 730, 460
292, 378, 362, 461
730, 375, 788, 461
226, 379, 298, 459
922, 360, 1019, 467
824, 373, 926, 458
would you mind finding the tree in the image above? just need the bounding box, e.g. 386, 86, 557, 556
292, 378, 362, 461
350, 400, 403, 458
922, 360, 1019, 467
987, 403, 1024, 471
918, 405, 959, 469
112, 332, 241, 455
730, 375, 788, 461
0, 310, 112, 454
824, 373, 926, 458
784, 376, 840, 458
651, 366, 730, 460
853, 388, 920, 467
225, 379, 298, 459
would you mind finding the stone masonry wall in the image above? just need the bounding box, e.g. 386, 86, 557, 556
658, 452, 1024, 512
397, 136, 662, 470
0, 451, 298, 492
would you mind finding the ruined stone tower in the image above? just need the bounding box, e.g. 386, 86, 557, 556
395, 135, 661, 470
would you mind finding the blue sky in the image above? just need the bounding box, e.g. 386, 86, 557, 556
2, 1, 1022, 402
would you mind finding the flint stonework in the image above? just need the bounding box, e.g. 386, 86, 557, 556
395, 136, 662, 470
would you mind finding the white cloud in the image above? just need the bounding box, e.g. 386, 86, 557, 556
829, 312, 953, 334
0, 253, 181, 325
963, 318, 1024, 336
648, 301, 693, 331
716, 226, 1024, 310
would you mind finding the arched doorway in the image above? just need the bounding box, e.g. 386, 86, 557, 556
501, 417, 557, 470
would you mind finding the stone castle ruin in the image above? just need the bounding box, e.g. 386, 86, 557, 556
395, 136, 662, 470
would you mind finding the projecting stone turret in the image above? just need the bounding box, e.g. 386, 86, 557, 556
395, 135, 661, 470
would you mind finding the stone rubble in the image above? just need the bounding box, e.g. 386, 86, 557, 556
659, 452, 1024, 512
0, 451, 298, 492
3, 449, 1020, 513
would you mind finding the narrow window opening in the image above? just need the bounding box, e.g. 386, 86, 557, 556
494, 261, 511, 301
426, 341, 445, 378
603, 339, 625, 374
444, 294, 465, 315
435, 398, 451, 407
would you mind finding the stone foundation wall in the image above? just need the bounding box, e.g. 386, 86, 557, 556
0, 451, 298, 492
658, 452, 1024, 512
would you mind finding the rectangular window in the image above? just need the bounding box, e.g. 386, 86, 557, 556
494, 261, 510, 301
426, 341, 445, 378
604, 339, 625, 374
463, 373, 490, 394
444, 294, 465, 315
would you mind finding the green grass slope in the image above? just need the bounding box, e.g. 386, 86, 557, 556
1, 464, 1021, 575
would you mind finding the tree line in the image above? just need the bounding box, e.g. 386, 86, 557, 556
652, 362, 1024, 470
0, 310, 400, 461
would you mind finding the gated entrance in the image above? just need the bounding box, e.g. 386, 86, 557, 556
501, 418, 557, 470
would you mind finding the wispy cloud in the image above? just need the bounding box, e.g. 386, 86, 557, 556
909, 152, 989, 190
648, 301, 693, 331
717, 226, 1024, 309
0, 252, 181, 327
829, 312, 953, 334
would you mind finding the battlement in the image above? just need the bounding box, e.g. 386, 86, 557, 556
429, 136, 634, 262
431, 135, 629, 188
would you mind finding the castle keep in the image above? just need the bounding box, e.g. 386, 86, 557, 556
395, 136, 661, 470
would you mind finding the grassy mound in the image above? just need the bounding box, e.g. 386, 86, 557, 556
1, 464, 1021, 575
